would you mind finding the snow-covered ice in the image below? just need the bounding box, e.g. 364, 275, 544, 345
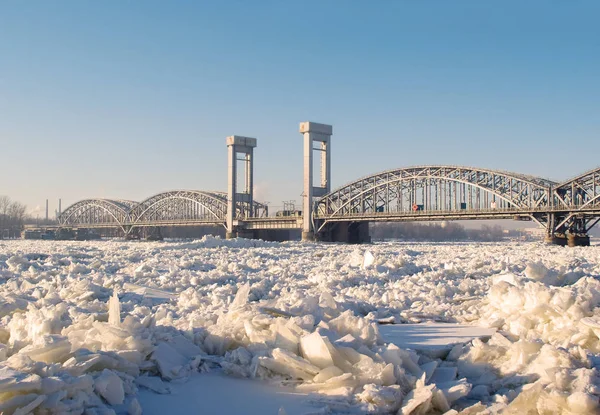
1, 237, 600, 414
379, 323, 497, 357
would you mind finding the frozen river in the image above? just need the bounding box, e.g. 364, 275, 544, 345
1, 238, 599, 414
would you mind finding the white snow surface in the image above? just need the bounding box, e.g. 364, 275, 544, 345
1, 237, 600, 414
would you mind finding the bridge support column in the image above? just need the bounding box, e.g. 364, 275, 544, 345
544, 214, 592, 246
544, 213, 564, 245
300, 122, 332, 241
567, 217, 590, 247
226, 136, 257, 239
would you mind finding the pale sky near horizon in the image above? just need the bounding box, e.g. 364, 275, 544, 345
1, 1, 599, 216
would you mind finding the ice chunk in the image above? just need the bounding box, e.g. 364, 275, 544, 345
300, 332, 335, 369
328, 310, 382, 346
14, 394, 46, 415
524, 262, 549, 282
168, 335, 204, 359
69, 263, 89, 274
128, 397, 143, 415
295, 372, 358, 392
431, 388, 450, 412
230, 283, 251, 311
108, 288, 121, 327
469, 384, 489, 399
19, 335, 71, 364
319, 291, 338, 311
363, 251, 375, 269
0, 371, 42, 395
0, 394, 44, 414
63, 350, 139, 377
492, 273, 520, 286
419, 360, 438, 384
94, 369, 125, 405
125, 283, 176, 301
6, 255, 31, 271
399, 377, 434, 415
356, 384, 403, 412
273, 323, 300, 354
135, 375, 171, 394
259, 348, 320, 380
429, 366, 457, 384
381, 343, 422, 376
436, 379, 472, 403
567, 391, 598, 413
40, 377, 65, 395
151, 342, 190, 380
314, 366, 344, 383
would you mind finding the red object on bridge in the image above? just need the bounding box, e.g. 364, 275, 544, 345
412, 204, 419, 211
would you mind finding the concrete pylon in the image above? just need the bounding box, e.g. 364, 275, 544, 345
226, 136, 257, 239
299, 122, 332, 241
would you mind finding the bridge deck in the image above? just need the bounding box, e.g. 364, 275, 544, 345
35, 205, 600, 231
315, 205, 600, 223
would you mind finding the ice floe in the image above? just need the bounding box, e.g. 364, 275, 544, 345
0, 237, 599, 414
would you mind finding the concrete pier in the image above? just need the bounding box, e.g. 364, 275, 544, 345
226, 136, 257, 239
300, 122, 332, 242
545, 233, 590, 247
567, 234, 590, 247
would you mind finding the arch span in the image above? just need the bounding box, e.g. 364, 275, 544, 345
58, 199, 135, 231
58, 191, 269, 233
129, 190, 230, 226
128, 190, 269, 227
315, 165, 556, 221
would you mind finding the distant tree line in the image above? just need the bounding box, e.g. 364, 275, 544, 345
370, 221, 505, 242
0, 196, 60, 238
0, 196, 27, 238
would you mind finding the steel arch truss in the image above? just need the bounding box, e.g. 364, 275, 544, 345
546, 167, 600, 236
59, 191, 270, 233
554, 167, 600, 210
58, 199, 134, 231
315, 166, 556, 224
129, 190, 229, 227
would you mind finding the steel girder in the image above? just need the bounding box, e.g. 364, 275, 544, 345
58, 199, 134, 232
315, 166, 556, 220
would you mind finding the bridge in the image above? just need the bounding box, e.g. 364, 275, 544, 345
54, 122, 600, 246
59, 191, 266, 229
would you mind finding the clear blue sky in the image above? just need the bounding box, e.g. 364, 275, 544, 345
1, 1, 599, 216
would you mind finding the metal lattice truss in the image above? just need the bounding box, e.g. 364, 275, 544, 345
58, 190, 268, 231
554, 167, 600, 210
58, 199, 136, 232
316, 166, 556, 218
129, 191, 229, 226
314, 165, 600, 235
548, 167, 600, 234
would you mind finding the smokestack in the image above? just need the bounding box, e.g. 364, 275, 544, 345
59, 199, 62, 216
45, 199, 49, 222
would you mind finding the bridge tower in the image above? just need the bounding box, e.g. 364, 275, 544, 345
226, 136, 257, 239
300, 122, 332, 241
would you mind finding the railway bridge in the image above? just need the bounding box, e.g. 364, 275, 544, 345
56, 122, 600, 246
